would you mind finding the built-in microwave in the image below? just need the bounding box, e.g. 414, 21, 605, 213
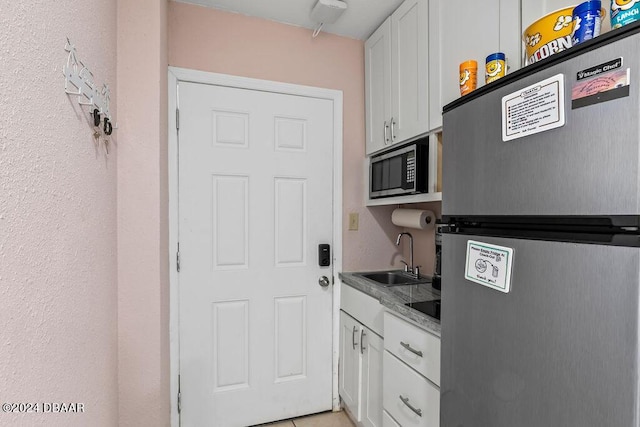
369, 139, 429, 199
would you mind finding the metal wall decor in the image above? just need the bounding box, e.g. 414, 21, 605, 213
63, 38, 116, 153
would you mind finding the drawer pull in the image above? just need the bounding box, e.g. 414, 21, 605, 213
400, 341, 423, 357
399, 395, 422, 417
360, 329, 367, 354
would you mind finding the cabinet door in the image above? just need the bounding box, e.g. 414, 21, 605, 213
361, 328, 384, 427
391, 0, 429, 144
500, 0, 523, 73
439, 0, 521, 106
365, 18, 392, 155
440, 0, 501, 106
339, 311, 362, 420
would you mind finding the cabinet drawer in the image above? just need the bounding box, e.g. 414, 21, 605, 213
383, 351, 439, 427
341, 284, 384, 336
383, 410, 401, 427
384, 311, 440, 386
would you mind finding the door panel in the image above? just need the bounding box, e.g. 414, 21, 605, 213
441, 233, 640, 427
212, 175, 248, 269
212, 300, 249, 391
178, 81, 334, 426
274, 296, 306, 382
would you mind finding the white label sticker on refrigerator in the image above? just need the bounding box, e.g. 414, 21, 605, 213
502, 73, 565, 142
465, 240, 514, 293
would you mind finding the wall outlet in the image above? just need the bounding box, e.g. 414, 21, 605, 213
348, 213, 359, 231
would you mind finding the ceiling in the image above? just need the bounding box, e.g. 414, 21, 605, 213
174, 0, 404, 40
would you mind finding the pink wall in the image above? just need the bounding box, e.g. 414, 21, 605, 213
0, 1, 118, 425
168, 2, 403, 272
117, 0, 170, 425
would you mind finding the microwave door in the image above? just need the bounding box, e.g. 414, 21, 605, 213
371, 160, 383, 193
370, 156, 406, 198
388, 155, 403, 190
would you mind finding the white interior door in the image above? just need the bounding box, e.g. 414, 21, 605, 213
178, 81, 335, 427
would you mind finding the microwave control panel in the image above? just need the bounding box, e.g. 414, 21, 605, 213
406, 152, 416, 184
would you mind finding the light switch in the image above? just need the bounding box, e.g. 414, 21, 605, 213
348, 213, 359, 231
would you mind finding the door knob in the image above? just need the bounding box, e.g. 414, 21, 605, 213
318, 276, 330, 287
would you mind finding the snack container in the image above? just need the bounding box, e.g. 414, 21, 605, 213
459, 60, 478, 96
485, 53, 506, 84
523, 6, 576, 65
610, 0, 640, 29
572, 1, 605, 45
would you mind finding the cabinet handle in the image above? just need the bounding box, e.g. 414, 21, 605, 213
399, 395, 422, 417
360, 329, 367, 354
384, 121, 390, 144
390, 117, 396, 140
352, 326, 358, 350
400, 341, 423, 357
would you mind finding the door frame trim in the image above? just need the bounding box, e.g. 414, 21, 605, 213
168, 66, 343, 426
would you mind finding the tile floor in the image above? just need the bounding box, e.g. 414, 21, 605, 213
258, 410, 355, 427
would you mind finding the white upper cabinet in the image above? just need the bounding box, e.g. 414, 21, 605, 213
365, 18, 392, 155
440, 0, 522, 107
391, 0, 429, 144
428, 0, 442, 130
365, 0, 430, 155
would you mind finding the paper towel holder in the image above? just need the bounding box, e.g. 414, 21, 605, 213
391, 208, 436, 230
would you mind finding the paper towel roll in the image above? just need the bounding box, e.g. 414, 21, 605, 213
391, 208, 436, 230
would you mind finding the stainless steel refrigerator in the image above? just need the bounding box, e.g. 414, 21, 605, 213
441, 23, 640, 427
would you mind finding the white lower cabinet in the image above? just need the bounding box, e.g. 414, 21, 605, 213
340, 311, 362, 418
383, 352, 439, 427
362, 328, 384, 427
383, 312, 440, 427
340, 310, 383, 427
340, 285, 440, 427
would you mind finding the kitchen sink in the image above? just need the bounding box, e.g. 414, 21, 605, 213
359, 271, 429, 286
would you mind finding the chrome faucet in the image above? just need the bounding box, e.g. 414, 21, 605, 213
396, 232, 419, 278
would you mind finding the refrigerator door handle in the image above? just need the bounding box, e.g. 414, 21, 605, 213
400, 341, 423, 357
399, 395, 422, 417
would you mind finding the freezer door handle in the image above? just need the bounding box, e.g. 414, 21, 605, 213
400, 341, 423, 357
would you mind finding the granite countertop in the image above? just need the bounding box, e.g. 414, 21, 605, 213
339, 271, 441, 337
